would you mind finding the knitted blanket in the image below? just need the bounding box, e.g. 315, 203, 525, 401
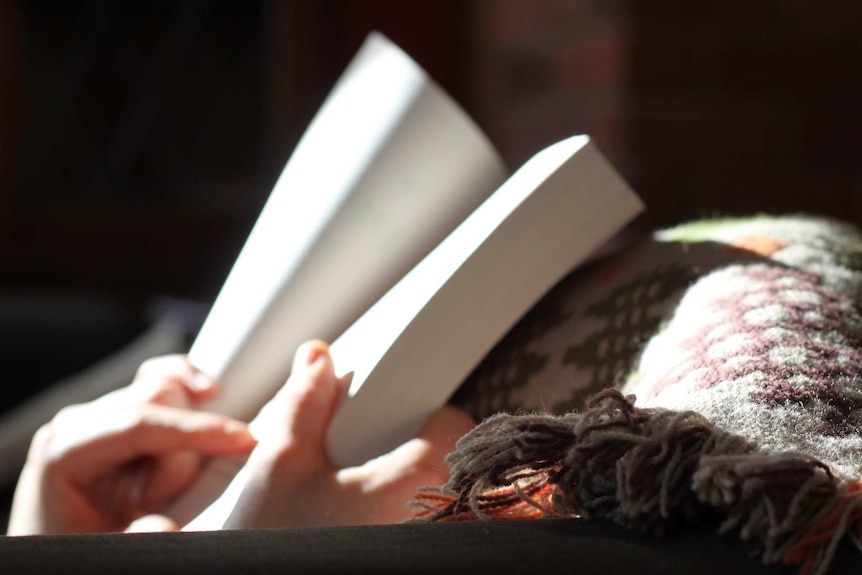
416, 215, 862, 575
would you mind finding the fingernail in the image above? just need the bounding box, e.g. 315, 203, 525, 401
224, 420, 256, 443
293, 341, 329, 372
188, 370, 216, 392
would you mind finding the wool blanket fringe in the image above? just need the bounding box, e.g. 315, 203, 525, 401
411, 389, 862, 575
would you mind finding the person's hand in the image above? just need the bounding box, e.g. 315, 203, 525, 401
217, 341, 474, 529
7, 356, 257, 535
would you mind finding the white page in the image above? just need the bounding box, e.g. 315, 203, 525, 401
190, 33, 506, 421
169, 32, 506, 525
326, 136, 644, 467
191, 136, 642, 531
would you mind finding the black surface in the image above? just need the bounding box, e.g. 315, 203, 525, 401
3, 519, 860, 575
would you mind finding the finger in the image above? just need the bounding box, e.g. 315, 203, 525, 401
134, 355, 206, 387
251, 341, 343, 461
125, 514, 179, 533
88, 358, 219, 413
54, 406, 256, 484
86, 451, 206, 525
85, 460, 146, 525
139, 450, 201, 511
131, 355, 220, 403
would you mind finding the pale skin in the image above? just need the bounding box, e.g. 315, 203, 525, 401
7, 340, 474, 535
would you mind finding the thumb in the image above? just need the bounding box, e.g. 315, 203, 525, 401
250, 341, 347, 465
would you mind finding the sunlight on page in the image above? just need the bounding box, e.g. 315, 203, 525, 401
167, 32, 508, 528
189, 37, 424, 379
330, 136, 589, 389
327, 135, 598, 466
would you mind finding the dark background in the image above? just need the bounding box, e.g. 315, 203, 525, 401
0, 0, 860, 402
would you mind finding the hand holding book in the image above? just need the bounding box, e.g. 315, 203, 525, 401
170, 32, 644, 528
6, 356, 257, 536
6, 31, 642, 535
6, 342, 471, 535
200, 341, 473, 530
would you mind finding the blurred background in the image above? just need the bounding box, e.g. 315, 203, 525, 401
0, 0, 860, 510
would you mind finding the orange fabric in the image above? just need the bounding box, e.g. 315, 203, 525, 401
782, 480, 862, 573
730, 234, 790, 257
411, 481, 559, 522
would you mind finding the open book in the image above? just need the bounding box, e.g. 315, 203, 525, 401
169, 32, 644, 528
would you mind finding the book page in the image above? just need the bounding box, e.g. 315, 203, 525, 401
187, 136, 643, 530
326, 136, 644, 467
189, 33, 506, 422
168, 32, 505, 525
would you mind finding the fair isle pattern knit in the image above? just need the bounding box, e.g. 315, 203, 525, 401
627, 217, 862, 480
430, 215, 862, 574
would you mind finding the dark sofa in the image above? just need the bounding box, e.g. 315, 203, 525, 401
6, 518, 856, 575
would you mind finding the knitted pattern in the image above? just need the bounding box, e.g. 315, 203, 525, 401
425, 215, 862, 575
